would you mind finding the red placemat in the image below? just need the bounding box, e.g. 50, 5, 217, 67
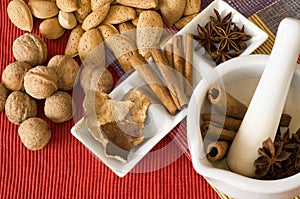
0, 0, 219, 198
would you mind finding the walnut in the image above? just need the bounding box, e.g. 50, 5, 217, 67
0, 84, 8, 112
18, 117, 51, 151
80, 65, 113, 94
12, 33, 47, 66
44, 91, 73, 123
24, 66, 58, 99
48, 55, 79, 91
5, 91, 37, 125
2, 62, 32, 91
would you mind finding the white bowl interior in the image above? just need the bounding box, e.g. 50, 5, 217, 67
187, 55, 300, 199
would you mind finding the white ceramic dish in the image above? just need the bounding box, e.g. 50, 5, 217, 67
187, 55, 300, 199
71, 0, 268, 177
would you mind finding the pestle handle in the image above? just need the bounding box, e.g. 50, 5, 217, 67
227, 18, 300, 177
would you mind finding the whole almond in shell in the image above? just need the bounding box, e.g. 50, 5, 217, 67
24, 66, 58, 99
75, 0, 91, 23
65, 25, 85, 57
82, 2, 110, 31
98, 24, 119, 50
5, 91, 37, 125
18, 117, 51, 151
118, 22, 136, 43
2, 62, 32, 91
7, 0, 33, 32
116, 0, 158, 9
78, 28, 103, 61
0, 84, 8, 112
56, 0, 78, 12
58, 10, 77, 30
137, 10, 163, 58
174, 13, 197, 30
110, 35, 138, 72
40, 17, 65, 39
160, 0, 186, 26
91, 0, 113, 11
44, 91, 73, 123
102, 5, 136, 25
183, 0, 200, 16
28, 0, 59, 19
48, 55, 79, 90
13, 33, 47, 66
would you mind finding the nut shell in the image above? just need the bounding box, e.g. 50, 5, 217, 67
18, 117, 51, 151
24, 66, 58, 99
2, 62, 32, 91
5, 91, 37, 125
58, 10, 77, 30
48, 55, 79, 90
44, 91, 73, 123
7, 0, 33, 32
13, 33, 48, 66
0, 84, 8, 112
40, 17, 65, 39
56, 0, 78, 12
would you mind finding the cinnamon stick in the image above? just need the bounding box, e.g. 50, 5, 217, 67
207, 84, 247, 119
172, 35, 184, 91
150, 48, 188, 110
183, 33, 194, 92
202, 114, 242, 131
206, 141, 230, 161
128, 54, 177, 115
200, 121, 236, 141
165, 44, 173, 68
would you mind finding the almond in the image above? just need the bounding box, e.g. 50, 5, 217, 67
91, 0, 113, 11
28, 0, 59, 19
98, 24, 119, 50
7, 0, 33, 32
116, 0, 158, 9
160, 0, 186, 26
65, 25, 85, 57
58, 10, 77, 29
75, 0, 91, 23
102, 5, 136, 25
56, 0, 78, 12
78, 28, 103, 61
82, 3, 110, 31
40, 17, 65, 39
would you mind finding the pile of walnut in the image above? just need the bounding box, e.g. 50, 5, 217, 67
0, 33, 83, 151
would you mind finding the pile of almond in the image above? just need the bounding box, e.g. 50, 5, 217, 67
7, 0, 201, 64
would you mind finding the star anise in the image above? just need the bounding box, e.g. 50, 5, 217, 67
212, 21, 245, 52
210, 9, 232, 29
194, 22, 217, 53
210, 50, 241, 65
254, 137, 291, 179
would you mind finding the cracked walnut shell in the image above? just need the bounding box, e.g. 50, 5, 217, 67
5, 91, 37, 125
2, 62, 32, 91
48, 55, 79, 91
44, 91, 73, 123
24, 66, 58, 99
12, 33, 47, 66
0, 84, 8, 112
18, 117, 51, 151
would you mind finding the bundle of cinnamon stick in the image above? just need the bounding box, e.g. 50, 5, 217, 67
128, 34, 194, 115
202, 84, 292, 162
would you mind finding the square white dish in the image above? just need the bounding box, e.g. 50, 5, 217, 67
71, 0, 268, 177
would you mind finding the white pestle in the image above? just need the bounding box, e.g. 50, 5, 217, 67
226, 18, 300, 177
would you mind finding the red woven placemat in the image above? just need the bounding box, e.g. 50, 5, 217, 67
0, 0, 219, 198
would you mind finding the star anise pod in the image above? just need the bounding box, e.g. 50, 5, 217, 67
254, 137, 291, 179
212, 21, 245, 52
210, 50, 241, 65
194, 22, 217, 53
210, 9, 232, 29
